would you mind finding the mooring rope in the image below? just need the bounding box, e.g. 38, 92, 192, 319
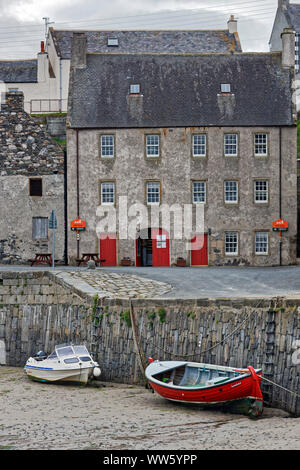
142, 297, 266, 359
261, 376, 300, 400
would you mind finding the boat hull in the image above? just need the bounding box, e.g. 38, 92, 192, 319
147, 361, 263, 418
24, 364, 94, 385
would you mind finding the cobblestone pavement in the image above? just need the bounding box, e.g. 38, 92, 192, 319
1, 367, 299, 451
55, 270, 173, 299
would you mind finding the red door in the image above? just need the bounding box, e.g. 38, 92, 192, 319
152, 228, 170, 267
136, 238, 142, 267
191, 234, 208, 266
99, 233, 117, 266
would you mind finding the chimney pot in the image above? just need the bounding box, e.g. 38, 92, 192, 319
41, 41, 45, 53
227, 15, 237, 34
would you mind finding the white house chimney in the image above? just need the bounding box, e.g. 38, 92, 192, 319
37, 43, 48, 83
281, 27, 295, 67
227, 15, 237, 34
71, 33, 87, 69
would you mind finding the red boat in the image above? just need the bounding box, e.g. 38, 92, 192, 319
145, 359, 263, 418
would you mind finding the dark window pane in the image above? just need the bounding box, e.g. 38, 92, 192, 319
29, 178, 42, 196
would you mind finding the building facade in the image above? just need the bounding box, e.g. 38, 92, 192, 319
270, 0, 300, 109
0, 92, 65, 264
66, 31, 297, 268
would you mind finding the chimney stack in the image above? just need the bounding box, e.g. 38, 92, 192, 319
71, 33, 87, 69
5, 92, 24, 112
227, 15, 237, 34
279, 0, 289, 10
281, 27, 295, 67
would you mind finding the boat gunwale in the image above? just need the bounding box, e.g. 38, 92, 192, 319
146, 362, 262, 392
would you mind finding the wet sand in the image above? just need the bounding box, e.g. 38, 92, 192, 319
0, 366, 299, 450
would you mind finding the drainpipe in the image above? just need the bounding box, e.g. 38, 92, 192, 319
76, 129, 80, 259
279, 127, 282, 267
63, 148, 68, 265
59, 58, 63, 113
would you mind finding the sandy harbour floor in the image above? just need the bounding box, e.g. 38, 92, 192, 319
0, 366, 300, 451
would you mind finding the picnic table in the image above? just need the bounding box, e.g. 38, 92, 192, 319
76, 253, 106, 267
28, 253, 53, 266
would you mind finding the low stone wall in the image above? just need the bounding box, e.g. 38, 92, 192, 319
0, 271, 300, 416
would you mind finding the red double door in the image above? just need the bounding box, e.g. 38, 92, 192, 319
136, 228, 170, 267
190, 234, 208, 266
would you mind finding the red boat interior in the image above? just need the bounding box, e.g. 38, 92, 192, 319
153, 365, 244, 388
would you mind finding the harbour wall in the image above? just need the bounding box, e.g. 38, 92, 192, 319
0, 271, 300, 416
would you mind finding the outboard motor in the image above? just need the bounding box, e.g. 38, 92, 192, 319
34, 350, 47, 361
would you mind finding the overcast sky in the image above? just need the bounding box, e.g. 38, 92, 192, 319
0, 0, 291, 59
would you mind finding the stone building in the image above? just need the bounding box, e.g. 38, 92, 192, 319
66, 30, 297, 268
0, 92, 65, 264
269, 0, 300, 109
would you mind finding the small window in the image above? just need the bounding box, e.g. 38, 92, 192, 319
32, 217, 48, 240
146, 135, 160, 157
254, 134, 268, 156
224, 134, 238, 156
192, 181, 206, 204
146, 182, 160, 205
107, 38, 119, 46
101, 135, 114, 158
224, 181, 238, 204
221, 83, 231, 93
64, 357, 79, 364
101, 182, 115, 205
8, 88, 19, 92
156, 234, 167, 249
225, 232, 238, 255
29, 178, 42, 197
80, 356, 92, 362
254, 181, 268, 203
130, 84, 140, 94
255, 232, 268, 255
193, 135, 206, 157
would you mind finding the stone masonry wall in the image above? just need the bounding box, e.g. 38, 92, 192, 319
0, 271, 300, 416
0, 92, 65, 264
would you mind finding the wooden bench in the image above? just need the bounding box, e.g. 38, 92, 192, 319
76, 253, 106, 267
28, 253, 53, 266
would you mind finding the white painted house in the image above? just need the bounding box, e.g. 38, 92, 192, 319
0, 44, 63, 114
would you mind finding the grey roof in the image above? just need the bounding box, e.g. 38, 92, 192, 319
0, 59, 37, 83
285, 4, 300, 30
68, 52, 294, 129
50, 29, 242, 59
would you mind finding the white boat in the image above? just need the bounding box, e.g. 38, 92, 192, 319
24, 343, 101, 385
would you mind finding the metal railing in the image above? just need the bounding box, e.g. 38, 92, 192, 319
30, 99, 68, 114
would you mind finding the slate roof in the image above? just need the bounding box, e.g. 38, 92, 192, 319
50, 29, 242, 58
285, 4, 300, 30
68, 52, 294, 129
0, 59, 37, 83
